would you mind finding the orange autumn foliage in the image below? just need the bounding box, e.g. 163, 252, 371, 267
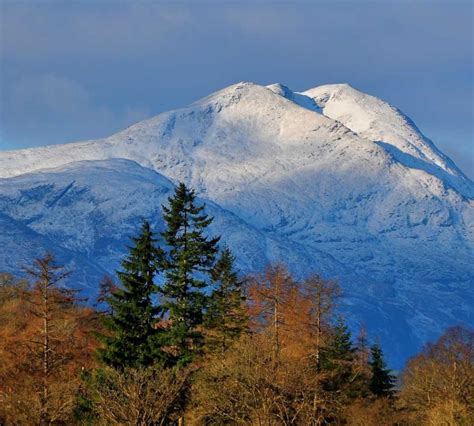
0, 271, 102, 424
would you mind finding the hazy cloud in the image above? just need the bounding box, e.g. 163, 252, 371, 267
2, 73, 149, 148
0, 0, 472, 177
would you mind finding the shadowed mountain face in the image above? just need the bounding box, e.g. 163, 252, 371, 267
0, 82, 472, 367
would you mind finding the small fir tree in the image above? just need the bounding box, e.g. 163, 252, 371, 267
321, 316, 355, 369
161, 183, 220, 366
369, 342, 395, 397
320, 316, 355, 393
98, 220, 165, 369
204, 248, 248, 352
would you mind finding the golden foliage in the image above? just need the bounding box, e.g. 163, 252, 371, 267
0, 271, 102, 424
1, 264, 473, 425
191, 334, 339, 425
398, 326, 474, 425
92, 365, 192, 425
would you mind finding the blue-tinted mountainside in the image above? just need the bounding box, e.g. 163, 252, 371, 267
0, 82, 472, 367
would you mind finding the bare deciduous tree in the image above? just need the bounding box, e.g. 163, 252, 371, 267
399, 326, 474, 425
92, 365, 192, 425
24, 254, 73, 424
191, 334, 338, 425
303, 274, 341, 371
247, 264, 298, 365
0, 255, 100, 425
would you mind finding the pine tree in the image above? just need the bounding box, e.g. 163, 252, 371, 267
321, 316, 354, 368
161, 183, 220, 366
320, 316, 355, 393
369, 342, 395, 397
204, 248, 248, 352
98, 220, 165, 369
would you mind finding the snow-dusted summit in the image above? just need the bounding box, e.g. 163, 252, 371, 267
0, 81, 472, 366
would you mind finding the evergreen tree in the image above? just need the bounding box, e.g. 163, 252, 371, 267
161, 183, 220, 366
320, 316, 355, 393
369, 342, 395, 397
98, 220, 165, 369
321, 316, 355, 369
204, 248, 248, 352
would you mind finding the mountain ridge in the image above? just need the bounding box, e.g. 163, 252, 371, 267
0, 81, 472, 366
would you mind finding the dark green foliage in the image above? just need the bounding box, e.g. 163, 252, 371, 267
161, 183, 220, 365
369, 342, 395, 397
97, 220, 165, 368
204, 248, 248, 352
320, 316, 356, 393
321, 316, 355, 369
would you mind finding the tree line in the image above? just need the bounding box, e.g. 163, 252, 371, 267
0, 183, 472, 425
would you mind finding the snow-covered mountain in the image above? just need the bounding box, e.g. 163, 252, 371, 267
0, 82, 472, 367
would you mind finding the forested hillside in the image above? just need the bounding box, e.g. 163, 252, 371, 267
1, 184, 472, 425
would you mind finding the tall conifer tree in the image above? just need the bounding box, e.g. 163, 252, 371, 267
369, 342, 395, 397
161, 183, 220, 365
98, 220, 164, 369
204, 248, 248, 352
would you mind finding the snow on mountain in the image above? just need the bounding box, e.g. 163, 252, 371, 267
301, 83, 473, 197
267, 83, 322, 113
0, 81, 472, 366
0, 158, 345, 285
0, 211, 107, 288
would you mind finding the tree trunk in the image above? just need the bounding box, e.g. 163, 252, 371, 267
315, 293, 321, 372
40, 272, 50, 425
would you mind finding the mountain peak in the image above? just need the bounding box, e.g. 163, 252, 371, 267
0, 80, 472, 366
266, 82, 322, 113
0, 80, 471, 197
302, 83, 473, 196
266, 82, 293, 97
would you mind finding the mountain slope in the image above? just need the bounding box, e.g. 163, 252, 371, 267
0, 158, 346, 284
0, 81, 472, 366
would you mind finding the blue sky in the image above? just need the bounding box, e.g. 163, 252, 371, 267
1, 0, 472, 177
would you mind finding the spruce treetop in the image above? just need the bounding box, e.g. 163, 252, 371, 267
98, 220, 165, 369
205, 247, 248, 352
369, 342, 396, 397
160, 183, 220, 366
